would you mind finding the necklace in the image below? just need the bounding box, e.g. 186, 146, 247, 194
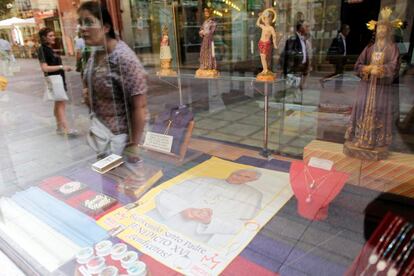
387, 232, 414, 276
372, 223, 412, 276
398, 233, 414, 268
383, 223, 413, 258
303, 165, 331, 189
303, 165, 332, 203
388, 224, 413, 260
359, 217, 403, 276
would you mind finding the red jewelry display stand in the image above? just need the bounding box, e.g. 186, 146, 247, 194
347, 213, 414, 276
289, 161, 349, 220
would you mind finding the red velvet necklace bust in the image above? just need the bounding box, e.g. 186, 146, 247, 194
289, 161, 349, 220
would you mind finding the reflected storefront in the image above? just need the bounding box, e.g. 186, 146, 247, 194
118, 0, 414, 157
1, 0, 414, 275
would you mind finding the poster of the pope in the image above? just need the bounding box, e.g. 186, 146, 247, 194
98, 157, 293, 275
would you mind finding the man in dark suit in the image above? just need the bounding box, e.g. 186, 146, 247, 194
321, 24, 350, 88
282, 20, 311, 90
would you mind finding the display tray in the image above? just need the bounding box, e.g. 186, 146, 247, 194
2, 153, 414, 275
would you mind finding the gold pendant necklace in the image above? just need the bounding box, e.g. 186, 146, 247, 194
303, 165, 332, 203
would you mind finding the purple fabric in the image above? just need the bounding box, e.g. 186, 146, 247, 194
66, 168, 135, 204
151, 105, 194, 154
280, 246, 347, 276
241, 233, 347, 276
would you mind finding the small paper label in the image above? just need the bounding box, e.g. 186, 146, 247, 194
143, 131, 173, 153
308, 157, 334, 171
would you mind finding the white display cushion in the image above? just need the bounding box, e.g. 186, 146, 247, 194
0, 198, 81, 272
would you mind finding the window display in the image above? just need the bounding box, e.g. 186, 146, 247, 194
1, 0, 414, 275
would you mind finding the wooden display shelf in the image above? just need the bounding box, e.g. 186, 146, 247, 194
304, 140, 414, 193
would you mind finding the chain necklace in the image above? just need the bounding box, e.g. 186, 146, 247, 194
303, 165, 332, 203
360, 217, 403, 276
372, 223, 413, 276
388, 232, 414, 276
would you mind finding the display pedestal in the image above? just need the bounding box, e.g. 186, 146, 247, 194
195, 69, 219, 78
304, 140, 414, 191
157, 59, 177, 77
343, 141, 388, 161
157, 69, 177, 77
256, 71, 276, 82
290, 161, 348, 221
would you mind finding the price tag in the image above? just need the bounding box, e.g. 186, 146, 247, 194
143, 131, 173, 153
308, 157, 334, 171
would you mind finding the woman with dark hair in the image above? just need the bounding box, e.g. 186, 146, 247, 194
38, 27, 77, 136
78, 1, 147, 162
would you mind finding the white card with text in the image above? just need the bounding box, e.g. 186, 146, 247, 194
143, 131, 174, 153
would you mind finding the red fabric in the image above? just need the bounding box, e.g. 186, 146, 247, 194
136, 254, 277, 276
258, 40, 272, 55
39, 176, 121, 220
140, 254, 181, 275
289, 161, 348, 220
222, 256, 278, 276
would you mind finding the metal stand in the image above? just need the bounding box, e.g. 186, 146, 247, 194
252, 81, 277, 158
261, 82, 273, 158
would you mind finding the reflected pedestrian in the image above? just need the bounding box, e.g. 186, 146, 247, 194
321, 24, 350, 90
282, 20, 312, 91
38, 27, 78, 136
78, 1, 148, 162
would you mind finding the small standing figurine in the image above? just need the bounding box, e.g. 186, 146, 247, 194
195, 7, 219, 78
256, 8, 278, 81
344, 7, 402, 160
157, 25, 177, 76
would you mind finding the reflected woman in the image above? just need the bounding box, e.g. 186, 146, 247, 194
78, 1, 147, 162
38, 27, 77, 136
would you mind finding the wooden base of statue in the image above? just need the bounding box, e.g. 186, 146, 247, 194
157, 59, 177, 77
304, 140, 414, 191
157, 68, 177, 77
195, 69, 219, 79
141, 121, 202, 166
343, 141, 389, 161
256, 71, 276, 82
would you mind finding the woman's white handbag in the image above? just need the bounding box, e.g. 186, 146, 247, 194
85, 50, 128, 156
87, 115, 128, 156
43, 75, 68, 101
